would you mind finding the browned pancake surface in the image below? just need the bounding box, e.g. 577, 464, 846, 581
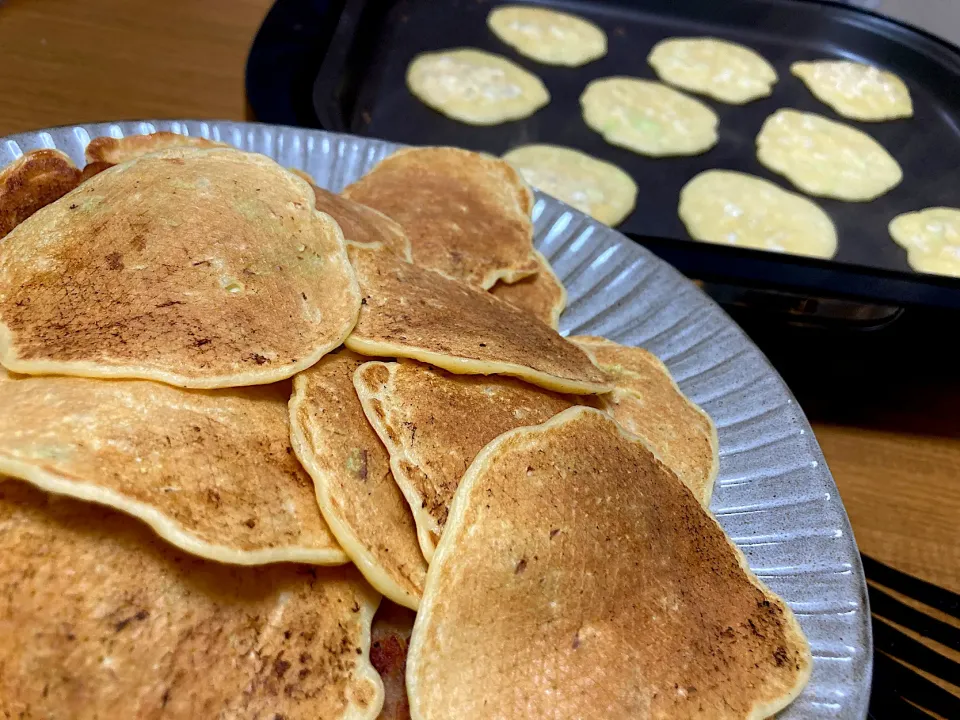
343, 147, 537, 288
0, 478, 382, 720
85, 131, 226, 164
354, 360, 574, 559
574, 335, 719, 506
290, 350, 427, 608
0, 147, 360, 388
344, 243, 609, 395
0, 369, 344, 565
369, 600, 416, 720
408, 407, 811, 719
0, 149, 81, 239
489, 250, 566, 328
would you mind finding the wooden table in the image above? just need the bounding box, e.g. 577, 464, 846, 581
1, 0, 957, 593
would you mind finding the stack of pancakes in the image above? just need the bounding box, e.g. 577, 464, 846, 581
0, 133, 810, 719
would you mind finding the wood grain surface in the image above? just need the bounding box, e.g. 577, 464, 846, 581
0, 0, 957, 596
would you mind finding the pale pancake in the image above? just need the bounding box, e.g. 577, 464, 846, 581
343, 147, 538, 289
291, 169, 412, 260
648, 37, 777, 104
487, 6, 607, 67
889, 207, 960, 278
290, 349, 427, 609
580, 77, 719, 157
406, 48, 549, 125
354, 360, 575, 561
756, 109, 902, 201
0, 147, 361, 387
0, 368, 346, 565
678, 170, 838, 259
572, 335, 719, 506
791, 60, 912, 121
85, 131, 226, 164
489, 250, 566, 329
370, 600, 416, 720
0, 149, 81, 239
0, 478, 383, 719
408, 407, 811, 719
343, 243, 609, 395
503, 144, 637, 226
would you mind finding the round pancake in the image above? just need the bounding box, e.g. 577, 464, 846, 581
85, 131, 226, 164
0, 149, 81, 239
572, 335, 719, 506
487, 6, 606, 67
343, 146, 538, 289
791, 60, 912, 121
756, 109, 902, 201
343, 243, 610, 395
503, 144, 637, 226
291, 169, 412, 260
889, 206, 960, 278
0, 147, 361, 387
406, 48, 549, 125
370, 600, 416, 720
678, 169, 838, 259
0, 478, 383, 719
290, 349, 427, 609
353, 360, 574, 561
489, 250, 566, 329
648, 37, 777, 104
0, 367, 346, 565
407, 407, 811, 719
580, 77, 719, 157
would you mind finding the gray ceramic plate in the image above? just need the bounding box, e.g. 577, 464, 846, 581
1, 121, 872, 718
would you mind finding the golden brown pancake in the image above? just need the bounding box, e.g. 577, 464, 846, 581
291, 169, 412, 260
353, 360, 575, 560
290, 349, 427, 609
489, 250, 566, 329
343, 147, 538, 289
0, 367, 345, 565
79, 160, 113, 182
85, 131, 226, 164
0, 147, 361, 388
0, 478, 383, 719
573, 335, 719, 505
369, 600, 416, 720
408, 407, 811, 719
0, 149, 81, 239
344, 243, 609, 395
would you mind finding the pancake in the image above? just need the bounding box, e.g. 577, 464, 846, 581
756, 109, 902, 201
85, 131, 226, 164
678, 169, 838, 259
648, 37, 777, 104
502, 144, 637, 226
572, 335, 719, 506
353, 359, 575, 561
370, 600, 416, 720
405, 48, 549, 125
791, 60, 912, 121
889, 206, 960, 278
343, 243, 609, 395
0, 478, 383, 719
0, 149, 81, 239
79, 160, 113, 181
580, 77, 719, 157
487, 6, 607, 67
0, 147, 361, 387
489, 250, 566, 329
407, 407, 811, 719
291, 169, 412, 260
343, 147, 538, 289
290, 349, 427, 609
0, 367, 346, 565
